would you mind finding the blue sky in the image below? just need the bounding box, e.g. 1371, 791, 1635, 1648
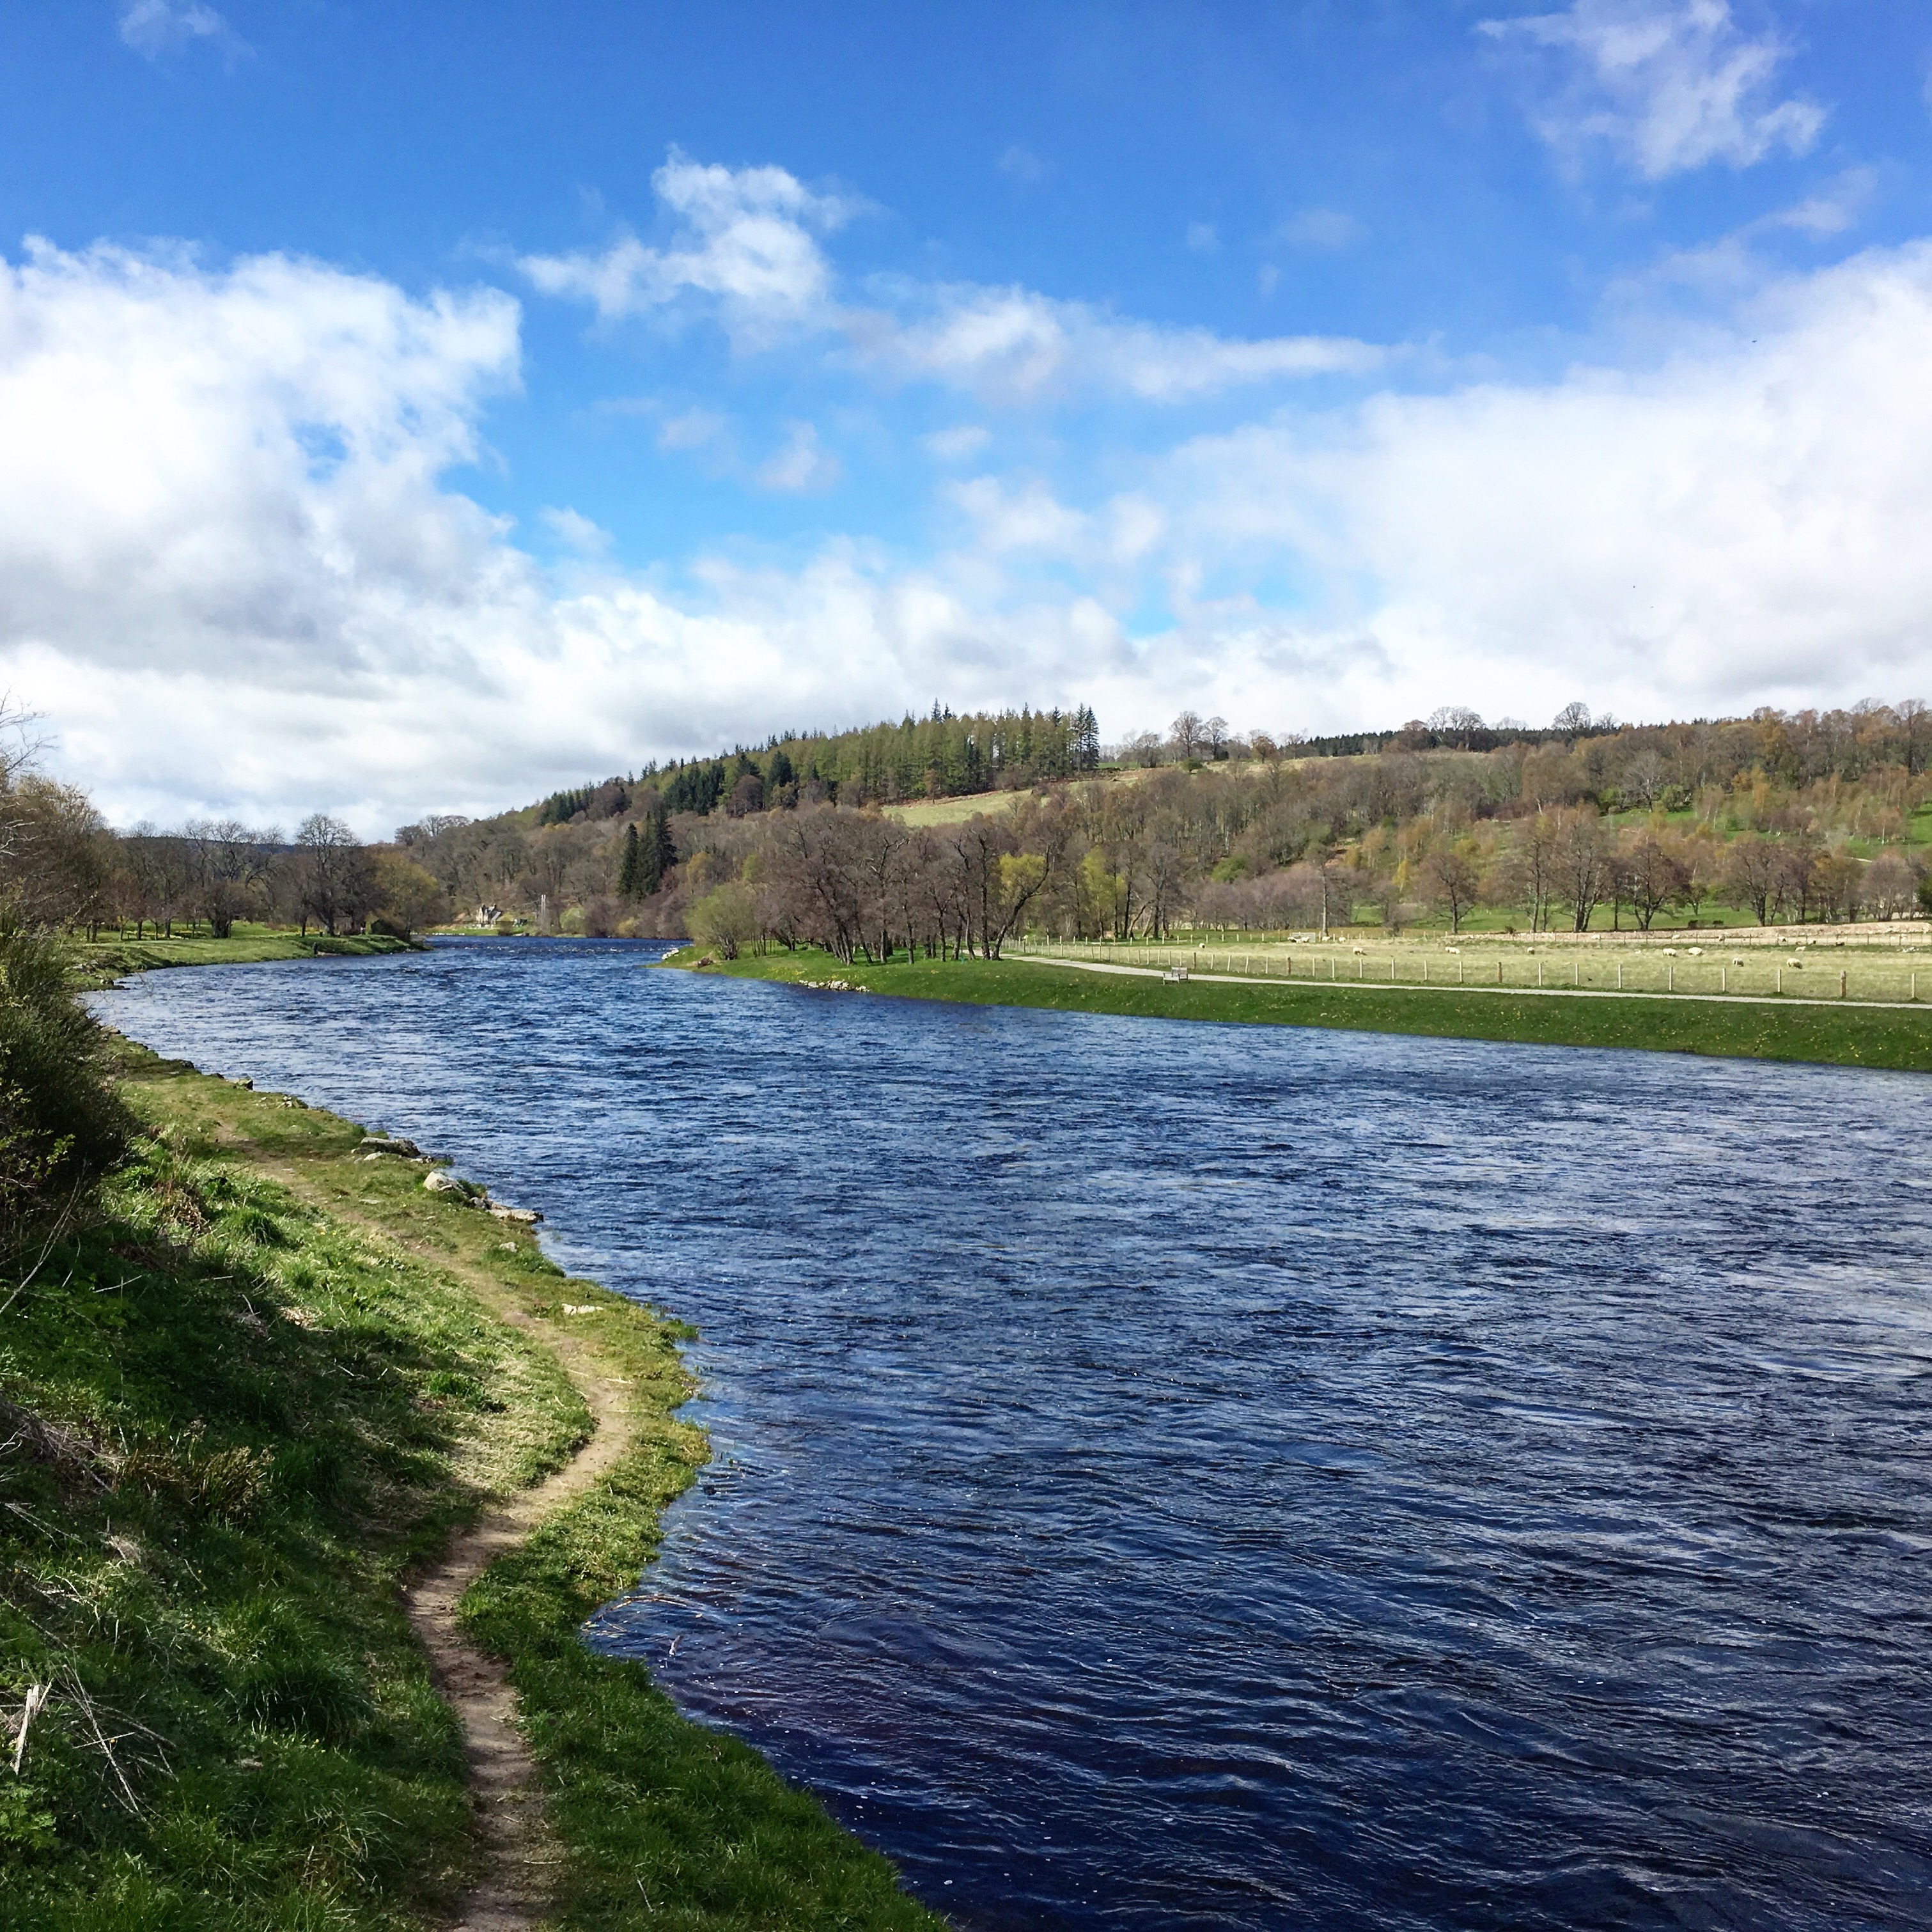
3, 1, 1931, 831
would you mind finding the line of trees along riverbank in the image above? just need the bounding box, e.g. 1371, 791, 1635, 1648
384, 699, 1932, 955
8, 697, 1932, 951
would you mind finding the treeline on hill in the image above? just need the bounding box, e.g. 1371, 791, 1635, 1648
386, 700, 1932, 952
534, 704, 1102, 826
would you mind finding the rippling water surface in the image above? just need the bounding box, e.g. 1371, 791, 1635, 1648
100, 940, 1932, 1930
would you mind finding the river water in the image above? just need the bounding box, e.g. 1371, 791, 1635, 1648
99, 939, 1932, 1931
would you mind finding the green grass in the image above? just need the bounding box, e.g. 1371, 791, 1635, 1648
69, 927, 419, 984
2, 1046, 943, 1931
664, 946, 1932, 1072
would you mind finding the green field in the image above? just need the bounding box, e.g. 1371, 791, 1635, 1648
1, 1045, 941, 1931
664, 946, 1932, 1072
68, 925, 419, 983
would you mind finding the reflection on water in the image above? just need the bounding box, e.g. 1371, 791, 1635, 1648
101, 940, 1932, 1931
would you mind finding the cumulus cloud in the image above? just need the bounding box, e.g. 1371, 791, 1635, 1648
1482, 0, 1824, 179
10, 226, 1932, 836
755, 421, 842, 494
1143, 242, 1932, 722
846, 284, 1384, 403
540, 506, 612, 554
518, 151, 853, 347
118, 0, 245, 59
521, 148, 1383, 407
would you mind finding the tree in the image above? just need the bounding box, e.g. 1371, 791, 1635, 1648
1421, 843, 1484, 933
1170, 712, 1205, 761
1550, 809, 1608, 931
1553, 701, 1592, 740
184, 819, 274, 939
370, 850, 449, 936
1719, 834, 1783, 926
1203, 716, 1231, 760
618, 823, 643, 899
1898, 698, 1929, 777
1494, 811, 1560, 931
291, 814, 362, 936
1616, 833, 1688, 931
641, 804, 674, 895
689, 883, 758, 960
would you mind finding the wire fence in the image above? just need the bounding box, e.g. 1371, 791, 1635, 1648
1009, 938, 1932, 1006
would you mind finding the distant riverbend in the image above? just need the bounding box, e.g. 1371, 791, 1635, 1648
100, 938, 1932, 1931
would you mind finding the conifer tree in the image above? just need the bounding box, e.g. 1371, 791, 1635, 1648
618, 822, 642, 898
639, 804, 673, 894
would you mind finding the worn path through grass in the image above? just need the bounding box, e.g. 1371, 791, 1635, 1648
3, 1040, 945, 1932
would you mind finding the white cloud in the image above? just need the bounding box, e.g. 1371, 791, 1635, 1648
998, 144, 1046, 185
756, 421, 842, 494
658, 407, 726, 451
118, 0, 244, 59
1142, 242, 1932, 722
848, 284, 1384, 403
521, 148, 1382, 407
923, 424, 992, 462
944, 477, 1090, 555
1756, 167, 1874, 240
1186, 222, 1220, 253
1278, 208, 1363, 250
518, 152, 853, 348
11, 224, 1932, 837
1482, 0, 1824, 179
540, 506, 611, 554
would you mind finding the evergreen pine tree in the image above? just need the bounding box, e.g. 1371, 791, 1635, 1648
639, 804, 673, 895
618, 822, 642, 899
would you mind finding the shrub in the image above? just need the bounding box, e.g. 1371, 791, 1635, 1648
688, 882, 758, 960
0, 918, 130, 1249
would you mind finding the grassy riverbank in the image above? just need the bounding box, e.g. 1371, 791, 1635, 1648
67, 926, 420, 985
663, 946, 1932, 1071
2, 1043, 940, 1931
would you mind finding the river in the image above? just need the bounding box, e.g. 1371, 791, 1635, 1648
98, 938, 1932, 1930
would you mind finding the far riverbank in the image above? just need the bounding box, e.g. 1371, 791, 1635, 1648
662, 943, 1932, 1071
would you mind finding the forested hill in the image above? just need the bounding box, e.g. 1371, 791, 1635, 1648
533, 704, 1101, 825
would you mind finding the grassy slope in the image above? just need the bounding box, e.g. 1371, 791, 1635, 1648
666, 947, 1932, 1073
2, 1045, 940, 1932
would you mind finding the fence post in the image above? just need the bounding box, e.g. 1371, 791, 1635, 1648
1616, 962, 1623, 990
1538, 961, 1543, 988
1668, 963, 1673, 993
1840, 969, 1847, 999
